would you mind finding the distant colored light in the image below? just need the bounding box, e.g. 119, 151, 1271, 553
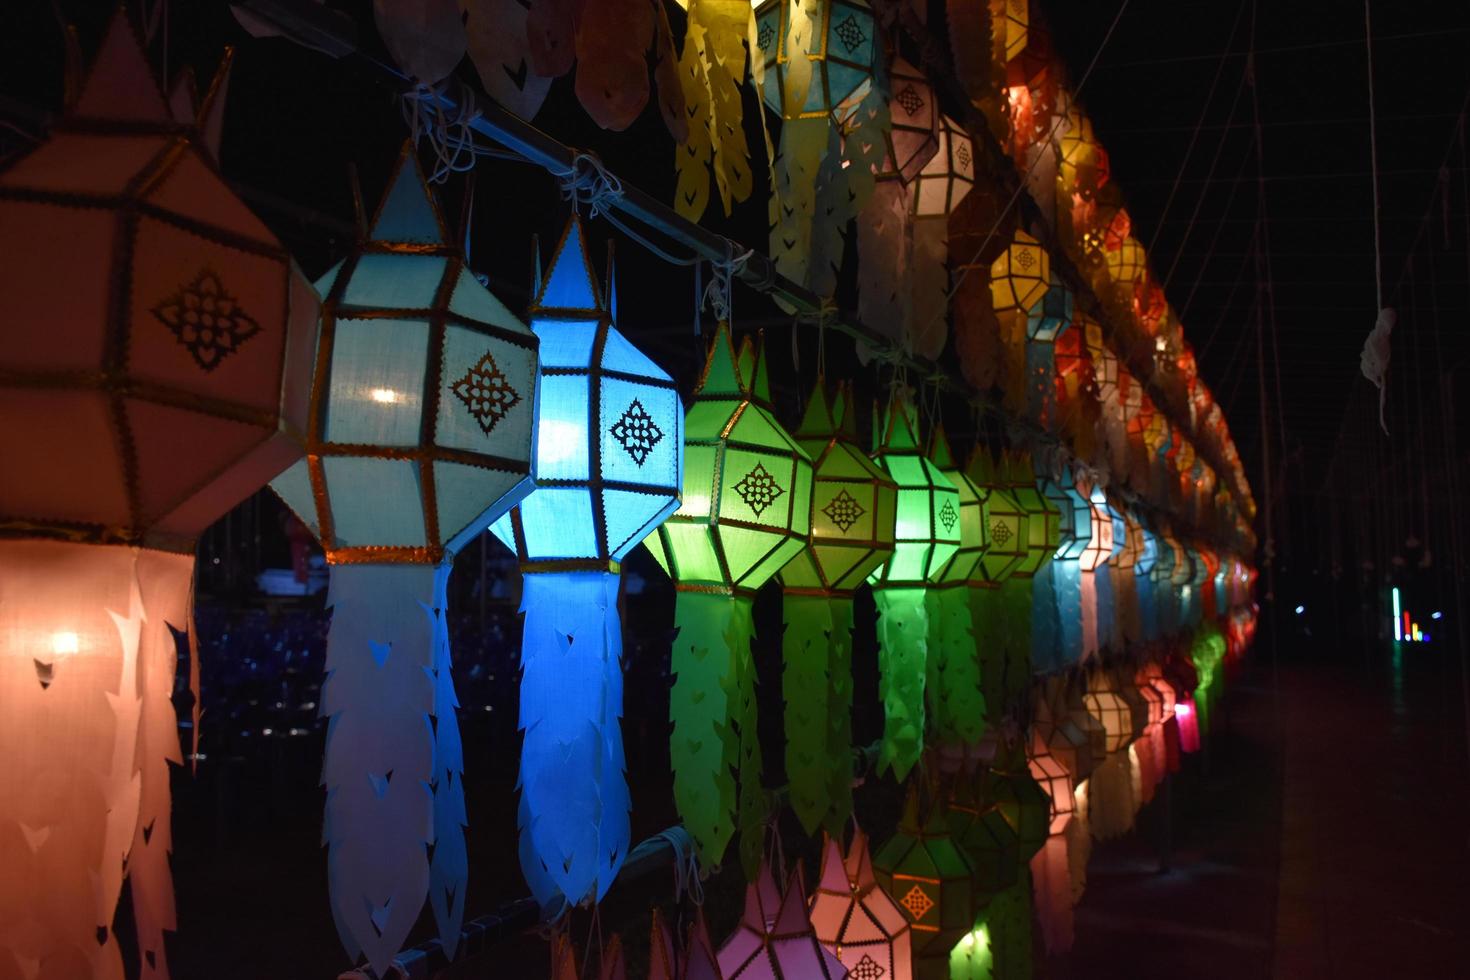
1412, 625, 1422, 642
1423, 633, 1431, 643
1432, 611, 1443, 620
1175, 702, 1193, 718
1294, 605, 1304, 615
1392, 587, 1401, 641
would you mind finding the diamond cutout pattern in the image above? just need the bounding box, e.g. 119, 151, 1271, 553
900, 884, 934, 921
849, 955, 885, 980
757, 21, 776, 52
152, 269, 261, 372
822, 488, 866, 533
834, 14, 867, 54
451, 351, 521, 435
733, 462, 785, 517
991, 520, 1014, 545
609, 398, 664, 466
894, 84, 925, 117
938, 499, 958, 533
1016, 247, 1037, 271
955, 140, 972, 172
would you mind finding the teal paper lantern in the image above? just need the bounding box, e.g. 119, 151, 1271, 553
489, 215, 682, 907
270, 144, 538, 971
753, 0, 878, 122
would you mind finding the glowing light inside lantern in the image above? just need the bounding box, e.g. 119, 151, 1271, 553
1294, 605, 1304, 615
1175, 702, 1192, 718
370, 388, 399, 403
534, 418, 587, 467
51, 631, 80, 656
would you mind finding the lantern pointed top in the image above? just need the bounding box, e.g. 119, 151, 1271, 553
743, 863, 783, 931
843, 827, 878, 889
683, 912, 723, 980
878, 390, 921, 453
534, 212, 605, 312
773, 867, 810, 934
647, 908, 678, 980
73, 8, 170, 123
966, 446, 997, 485
697, 322, 744, 397
835, 382, 860, 441
749, 333, 773, 403
796, 380, 835, 440
816, 834, 848, 894
368, 141, 448, 246
927, 419, 957, 469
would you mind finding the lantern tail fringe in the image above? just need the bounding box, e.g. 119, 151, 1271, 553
669, 591, 741, 867
1000, 577, 1034, 704
1087, 753, 1134, 842
1079, 570, 1098, 661
517, 572, 629, 907
427, 564, 467, 953
1094, 563, 1117, 654
733, 597, 767, 881
320, 564, 436, 976
1030, 835, 1074, 954
130, 551, 196, 980
782, 593, 834, 835
826, 596, 855, 834
1055, 562, 1084, 667
988, 869, 1035, 980
770, 116, 830, 303
858, 180, 912, 345
972, 586, 1005, 719
0, 541, 148, 976
873, 586, 929, 780
928, 587, 986, 749
908, 217, 950, 360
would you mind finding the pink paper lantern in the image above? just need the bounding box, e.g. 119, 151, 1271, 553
810, 831, 912, 980
718, 864, 848, 979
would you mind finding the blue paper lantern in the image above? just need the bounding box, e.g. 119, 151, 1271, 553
490, 215, 681, 907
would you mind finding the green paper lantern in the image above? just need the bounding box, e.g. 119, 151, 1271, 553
866, 392, 960, 778
778, 380, 895, 834
965, 450, 1026, 587
644, 323, 813, 871
1003, 453, 1060, 578
874, 786, 976, 977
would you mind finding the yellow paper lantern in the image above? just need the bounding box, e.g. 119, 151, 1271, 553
990, 230, 1049, 313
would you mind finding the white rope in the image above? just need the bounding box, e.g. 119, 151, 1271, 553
650, 826, 703, 907
703, 246, 753, 324
401, 83, 512, 183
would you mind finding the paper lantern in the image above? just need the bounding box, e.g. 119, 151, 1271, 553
1004, 453, 1060, 577
990, 230, 1049, 313
882, 56, 940, 184
779, 381, 896, 833
966, 450, 1025, 585
875, 788, 976, 976
867, 393, 961, 778
753, 0, 878, 122
950, 741, 1048, 899
1040, 469, 1090, 565
1083, 671, 1132, 755
911, 115, 975, 218
644, 324, 813, 869
718, 864, 846, 979
0, 16, 319, 977
998, 0, 1029, 61
1027, 731, 1076, 836
810, 830, 914, 980
1104, 235, 1147, 289
1077, 484, 1115, 574
485, 216, 681, 907
1025, 273, 1073, 342
270, 145, 538, 969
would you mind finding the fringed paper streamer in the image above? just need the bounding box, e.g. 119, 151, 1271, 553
1065, 785, 1092, 905
669, 591, 743, 867
948, 922, 994, 980
428, 563, 468, 954
908, 217, 950, 359
516, 572, 628, 907
573, 0, 655, 131
1030, 835, 1074, 954
674, 0, 755, 219
810, 85, 886, 299
1095, 559, 1117, 654
927, 587, 986, 749
783, 593, 834, 835
1086, 753, 1135, 842
999, 577, 1034, 707
1115, 564, 1140, 646
1055, 561, 1084, 667
1079, 568, 1098, 661
972, 586, 1006, 720
1029, 565, 1062, 675
462, 0, 553, 120
986, 871, 1035, 980
858, 180, 913, 344
1127, 744, 1145, 821
320, 564, 437, 977
771, 116, 831, 297
735, 605, 768, 881
827, 597, 856, 833
130, 550, 196, 980
873, 587, 929, 779
0, 541, 146, 979
1024, 340, 1057, 428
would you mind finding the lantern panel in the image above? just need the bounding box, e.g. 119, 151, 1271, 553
1040, 470, 1090, 563
323, 318, 430, 447
1025, 273, 1073, 342
884, 57, 940, 184
912, 116, 974, 218
989, 230, 1049, 313
755, 0, 877, 122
